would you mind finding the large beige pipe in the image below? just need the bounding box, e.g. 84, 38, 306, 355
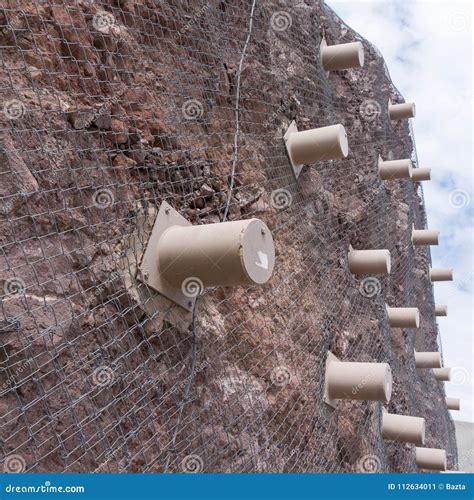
286, 124, 348, 166
389, 102, 416, 120
415, 351, 442, 368
430, 268, 453, 282
433, 368, 451, 381
348, 249, 391, 276
412, 228, 439, 246
435, 305, 448, 317
158, 219, 275, 288
446, 397, 460, 410
411, 168, 431, 181
386, 306, 420, 328
416, 447, 447, 471
378, 158, 412, 180
326, 361, 392, 402
321, 41, 364, 71
382, 413, 425, 445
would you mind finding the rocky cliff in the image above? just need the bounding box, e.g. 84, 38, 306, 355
0, 0, 457, 472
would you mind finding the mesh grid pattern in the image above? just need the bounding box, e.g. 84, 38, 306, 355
0, 0, 457, 473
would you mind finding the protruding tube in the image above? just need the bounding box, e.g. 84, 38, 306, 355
348, 249, 391, 276
326, 361, 392, 403
321, 41, 364, 71
412, 229, 439, 246
158, 219, 275, 288
382, 413, 425, 445
415, 351, 442, 368
386, 306, 420, 328
433, 368, 451, 381
389, 102, 416, 120
416, 447, 447, 471
411, 168, 431, 181
285, 124, 349, 166
141, 202, 277, 311
378, 158, 412, 180
430, 268, 453, 282
435, 305, 448, 317
446, 397, 460, 410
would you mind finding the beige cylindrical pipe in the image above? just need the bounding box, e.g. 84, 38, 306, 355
321, 41, 364, 71
416, 447, 447, 471
389, 102, 416, 120
157, 219, 275, 288
378, 158, 412, 180
435, 305, 448, 316
415, 351, 442, 368
411, 167, 431, 181
286, 124, 348, 165
412, 228, 439, 246
446, 397, 460, 410
386, 306, 420, 328
433, 368, 451, 381
326, 361, 392, 402
430, 268, 453, 282
382, 413, 425, 445
348, 249, 391, 276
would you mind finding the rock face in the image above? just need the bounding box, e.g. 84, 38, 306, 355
0, 1, 457, 473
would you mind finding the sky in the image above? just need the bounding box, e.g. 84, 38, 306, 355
326, 0, 473, 422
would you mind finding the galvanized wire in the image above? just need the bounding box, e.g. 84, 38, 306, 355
0, 0, 457, 474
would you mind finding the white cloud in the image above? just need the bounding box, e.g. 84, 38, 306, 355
327, 0, 473, 422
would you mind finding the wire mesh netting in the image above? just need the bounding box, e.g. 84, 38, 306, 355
0, 0, 457, 473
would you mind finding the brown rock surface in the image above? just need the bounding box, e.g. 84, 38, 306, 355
0, 1, 457, 472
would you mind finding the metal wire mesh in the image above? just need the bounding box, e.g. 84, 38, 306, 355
0, 0, 457, 473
